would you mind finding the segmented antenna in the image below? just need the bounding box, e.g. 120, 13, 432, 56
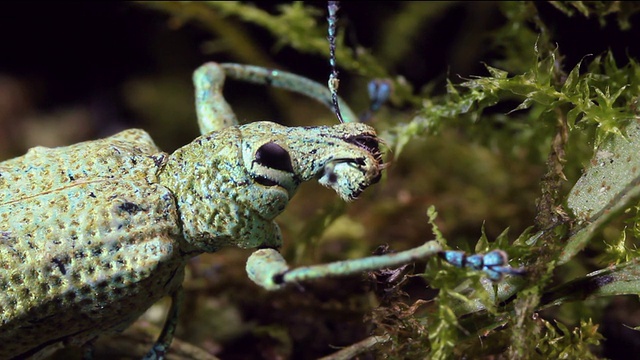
327, 1, 344, 123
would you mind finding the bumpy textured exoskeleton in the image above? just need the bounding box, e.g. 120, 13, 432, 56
0, 62, 426, 359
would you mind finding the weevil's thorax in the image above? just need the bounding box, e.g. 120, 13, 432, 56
159, 121, 383, 254
158, 125, 287, 253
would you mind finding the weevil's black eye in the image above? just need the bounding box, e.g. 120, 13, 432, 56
255, 142, 294, 173
254, 176, 278, 187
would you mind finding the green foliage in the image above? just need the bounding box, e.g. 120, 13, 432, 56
535, 318, 603, 359
144, 1, 387, 78
387, 48, 640, 155
549, 1, 640, 29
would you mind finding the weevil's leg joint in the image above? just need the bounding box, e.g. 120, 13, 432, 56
246, 248, 291, 291
246, 241, 443, 291
193, 63, 239, 134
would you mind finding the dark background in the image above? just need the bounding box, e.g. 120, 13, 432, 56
2, 2, 639, 151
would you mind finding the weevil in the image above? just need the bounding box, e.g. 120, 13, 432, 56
0, 59, 382, 358
0, 61, 523, 359
0, 60, 387, 358
0, 5, 523, 358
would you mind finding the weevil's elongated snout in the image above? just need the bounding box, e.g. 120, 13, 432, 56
240, 121, 384, 203
318, 132, 383, 201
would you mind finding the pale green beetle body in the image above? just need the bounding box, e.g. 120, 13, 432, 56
0, 130, 184, 358
0, 71, 383, 358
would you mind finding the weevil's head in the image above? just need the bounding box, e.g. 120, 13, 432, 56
161, 121, 383, 252
239, 121, 383, 216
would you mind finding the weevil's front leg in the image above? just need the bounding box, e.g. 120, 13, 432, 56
220, 63, 359, 123
247, 244, 526, 290
193, 64, 239, 135
246, 241, 443, 290
143, 287, 184, 360
193, 63, 360, 135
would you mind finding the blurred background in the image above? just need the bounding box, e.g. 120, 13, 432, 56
4, 2, 639, 152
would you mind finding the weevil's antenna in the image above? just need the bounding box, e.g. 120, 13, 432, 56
327, 1, 344, 123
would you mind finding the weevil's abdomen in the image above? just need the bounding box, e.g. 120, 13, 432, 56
0, 129, 163, 205
0, 130, 187, 358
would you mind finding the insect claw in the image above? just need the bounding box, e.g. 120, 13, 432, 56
440, 249, 524, 281
367, 79, 393, 113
